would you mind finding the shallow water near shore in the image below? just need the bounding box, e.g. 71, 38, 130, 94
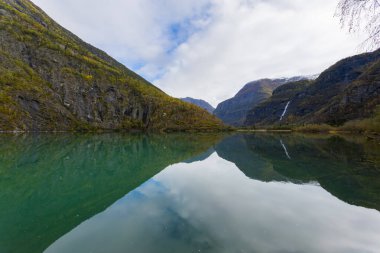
0, 133, 379, 253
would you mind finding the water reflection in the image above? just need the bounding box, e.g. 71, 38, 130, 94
45, 133, 380, 253
0, 133, 379, 253
0, 133, 222, 253
216, 134, 380, 211
46, 153, 380, 253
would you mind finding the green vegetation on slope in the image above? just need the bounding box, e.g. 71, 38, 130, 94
293, 105, 380, 133
0, 0, 224, 131
340, 106, 380, 133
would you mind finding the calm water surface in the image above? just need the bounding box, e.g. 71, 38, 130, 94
0, 133, 380, 253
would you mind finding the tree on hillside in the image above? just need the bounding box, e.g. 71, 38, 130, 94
336, 0, 380, 50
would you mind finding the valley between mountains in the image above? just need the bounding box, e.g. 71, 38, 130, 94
188, 51, 380, 132
0, 0, 379, 132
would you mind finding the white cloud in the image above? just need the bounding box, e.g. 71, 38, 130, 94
156, 0, 366, 106
31, 0, 366, 106
31, 0, 210, 77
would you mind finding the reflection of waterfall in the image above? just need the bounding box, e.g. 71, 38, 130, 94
280, 140, 291, 159
280, 101, 291, 121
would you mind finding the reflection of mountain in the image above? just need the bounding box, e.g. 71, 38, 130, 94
183, 147, 215, 163
215, 134, 380, 211
0, 134, 221, 253
215, 135, 287, 182
1, 133, 379, 253
45, 140, 380, 253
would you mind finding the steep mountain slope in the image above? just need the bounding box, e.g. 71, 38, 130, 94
214, 77, 309, 126
245, 80, 313, 125
0, 0, 224, 131
246, 50, 380, 126
180, 97, 215, 114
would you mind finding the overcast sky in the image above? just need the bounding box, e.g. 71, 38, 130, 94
31, 0, 365, 106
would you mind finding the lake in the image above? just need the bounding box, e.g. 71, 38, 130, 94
0, 133, 379, 253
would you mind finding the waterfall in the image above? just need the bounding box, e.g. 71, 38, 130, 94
280, 101, 290, 121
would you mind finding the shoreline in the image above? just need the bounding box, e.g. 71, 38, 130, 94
0, 128, 378, 136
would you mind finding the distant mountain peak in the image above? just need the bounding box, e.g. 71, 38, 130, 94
279, 74, 319, 82
214, 76, 311, 126
245, 50, 380, 126
180, 97, 215, 114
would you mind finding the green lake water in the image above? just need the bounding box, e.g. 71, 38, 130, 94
0, 133, 380, 253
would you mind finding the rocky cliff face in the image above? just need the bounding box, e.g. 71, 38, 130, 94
314, 57, 380, 125
245, 80, 312, 125
0, 0, 224, 131
214, 77, 310, 126
180, 97, 215, 114
245, 50, 380, 126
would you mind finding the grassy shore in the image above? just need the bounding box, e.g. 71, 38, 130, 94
239, 107, 380, 135
296, 108, 380, 134
239, 123, 379, 135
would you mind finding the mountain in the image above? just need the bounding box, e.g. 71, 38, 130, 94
244, 80, 312, 125
180, 97, 215, 114
245, 49, 380, 126
0, 0, 224, 131
214, 77, 312, 126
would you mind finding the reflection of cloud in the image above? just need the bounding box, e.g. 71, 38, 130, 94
45, 154, 380, 253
